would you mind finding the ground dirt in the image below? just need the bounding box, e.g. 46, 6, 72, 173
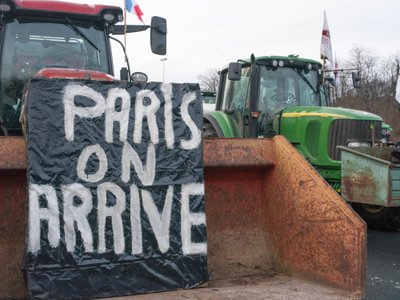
108, 275, 361, 300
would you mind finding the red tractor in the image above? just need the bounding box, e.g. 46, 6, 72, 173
0, 0, 166, 135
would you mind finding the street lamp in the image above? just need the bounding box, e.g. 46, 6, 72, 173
160, 57, 167, 82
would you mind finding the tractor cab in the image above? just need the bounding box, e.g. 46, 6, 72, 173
216, 55, 328, 138
0, 0, 166, 135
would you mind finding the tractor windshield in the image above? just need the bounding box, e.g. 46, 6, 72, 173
258, 65, 326, 116
0, 18, 109, 135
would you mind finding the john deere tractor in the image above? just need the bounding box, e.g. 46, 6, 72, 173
204, 54, 383, 192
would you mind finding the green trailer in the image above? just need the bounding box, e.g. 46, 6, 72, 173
340, 146, 400, 230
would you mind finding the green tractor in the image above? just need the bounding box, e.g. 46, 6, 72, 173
203, 54, 383, 192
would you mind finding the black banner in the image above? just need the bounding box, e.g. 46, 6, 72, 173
24, 79, 207, 299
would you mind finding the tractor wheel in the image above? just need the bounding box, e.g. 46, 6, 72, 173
351, 203, 400, 231
203, 122, 218, 138
0, 124, 7, 136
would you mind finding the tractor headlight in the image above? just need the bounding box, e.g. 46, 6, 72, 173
103, 13, 115, 23
347, 141, 370, 147
102, 9, 123, 24
131, 72, 148, 86
0, 2, 11, 12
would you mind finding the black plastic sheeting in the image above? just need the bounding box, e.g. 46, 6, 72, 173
24, 79, 207, 299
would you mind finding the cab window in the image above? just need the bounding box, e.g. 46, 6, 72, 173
221, 66, 251, 111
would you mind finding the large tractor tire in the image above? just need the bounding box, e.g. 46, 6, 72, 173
203, 122, 218, 138
0, 124, 7, 136
352, 203, 400, 231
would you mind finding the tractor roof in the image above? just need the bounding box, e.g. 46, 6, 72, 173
239, 54, 320, 65
13, 0, 119, 15
5, 0, 123, 24
222, 54, 322, 71
255, 55, 320, 65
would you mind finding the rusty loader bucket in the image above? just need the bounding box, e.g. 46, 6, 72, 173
0, 137, 27, 299
0, 136, 366, 299
203, 137, 366, 296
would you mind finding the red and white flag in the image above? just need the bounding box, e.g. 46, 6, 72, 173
396, 74, 400, 104
334, 53, 339, 80
126, 0, 144, 23
320, 11, 333, 63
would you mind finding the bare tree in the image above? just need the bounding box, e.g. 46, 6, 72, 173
347, 46, 381, 102
197, 68, 219, 92
381, 54, 400, 98
334, 47, 400, 138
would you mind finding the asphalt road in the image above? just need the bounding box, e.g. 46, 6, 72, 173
365, 229, 400, 299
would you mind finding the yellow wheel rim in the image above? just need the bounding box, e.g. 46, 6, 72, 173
362, 204, 385, 214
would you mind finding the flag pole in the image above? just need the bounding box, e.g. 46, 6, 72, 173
124, 0, 127, 50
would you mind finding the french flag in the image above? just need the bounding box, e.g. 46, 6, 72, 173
126, 0, 144, 23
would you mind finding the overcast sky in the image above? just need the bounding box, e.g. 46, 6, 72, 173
72, 0, 400, 83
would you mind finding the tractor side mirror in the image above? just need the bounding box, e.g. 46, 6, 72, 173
150, 16, 167, 55
352, 72, 361, 89
228, 63, 242, 81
